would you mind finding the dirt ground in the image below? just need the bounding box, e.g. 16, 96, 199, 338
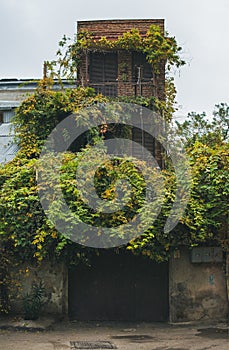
0, 321, 228, 350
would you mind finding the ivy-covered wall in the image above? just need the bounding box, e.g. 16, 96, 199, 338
77, 19, 165, 100
1, 19, 227, 322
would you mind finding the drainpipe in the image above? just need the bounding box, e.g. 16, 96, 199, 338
136, 66, 145, 158
137, 66, 142, 96
85, 50, 89, 87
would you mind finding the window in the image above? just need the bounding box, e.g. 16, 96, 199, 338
89, 52, 118, 96
3, 110, 14, 123
132, 52, 153, 83
0, 110, 14, 123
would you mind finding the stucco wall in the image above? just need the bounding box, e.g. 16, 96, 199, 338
169, 248, 228, 322
10, 261, 68, 318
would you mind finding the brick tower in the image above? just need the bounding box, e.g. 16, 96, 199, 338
77, 19, 165, 166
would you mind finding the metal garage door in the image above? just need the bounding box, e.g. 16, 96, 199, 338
68, 250, 168, 321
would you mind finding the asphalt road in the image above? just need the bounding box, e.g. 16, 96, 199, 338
0, 321, 228, 350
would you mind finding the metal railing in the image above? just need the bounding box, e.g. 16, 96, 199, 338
89, 81, 153, 97
89, 82, 118, 97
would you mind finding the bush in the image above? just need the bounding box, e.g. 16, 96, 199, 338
23, 281, 46, 320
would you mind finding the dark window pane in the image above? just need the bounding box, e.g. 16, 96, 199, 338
89, 52, 118, 83
132, 52, 153, 82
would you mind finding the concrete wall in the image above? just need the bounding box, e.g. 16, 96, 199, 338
169, 248, 228, 322
11, 261, 68, 318
0, 90, 33, 102
9, 249, 228, 322
0, 80, 75, 103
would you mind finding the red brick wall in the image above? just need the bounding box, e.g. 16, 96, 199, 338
77, 19, 164, 40
118, 51, 133, 96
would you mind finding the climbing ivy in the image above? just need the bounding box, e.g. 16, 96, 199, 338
0, 83, 228, 266
0, 25, 227, 269
13, 82, 107, 157
49, 25, 185, 78
47, 25, 184, 121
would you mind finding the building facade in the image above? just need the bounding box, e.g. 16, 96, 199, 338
0, 79, 32, 163
0, 79, 74, 163
3, 20, 228, 323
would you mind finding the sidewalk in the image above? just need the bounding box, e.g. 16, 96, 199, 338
0, 318, 228, 350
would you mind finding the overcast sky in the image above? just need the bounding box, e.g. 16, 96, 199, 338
1, 0, 228, 117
